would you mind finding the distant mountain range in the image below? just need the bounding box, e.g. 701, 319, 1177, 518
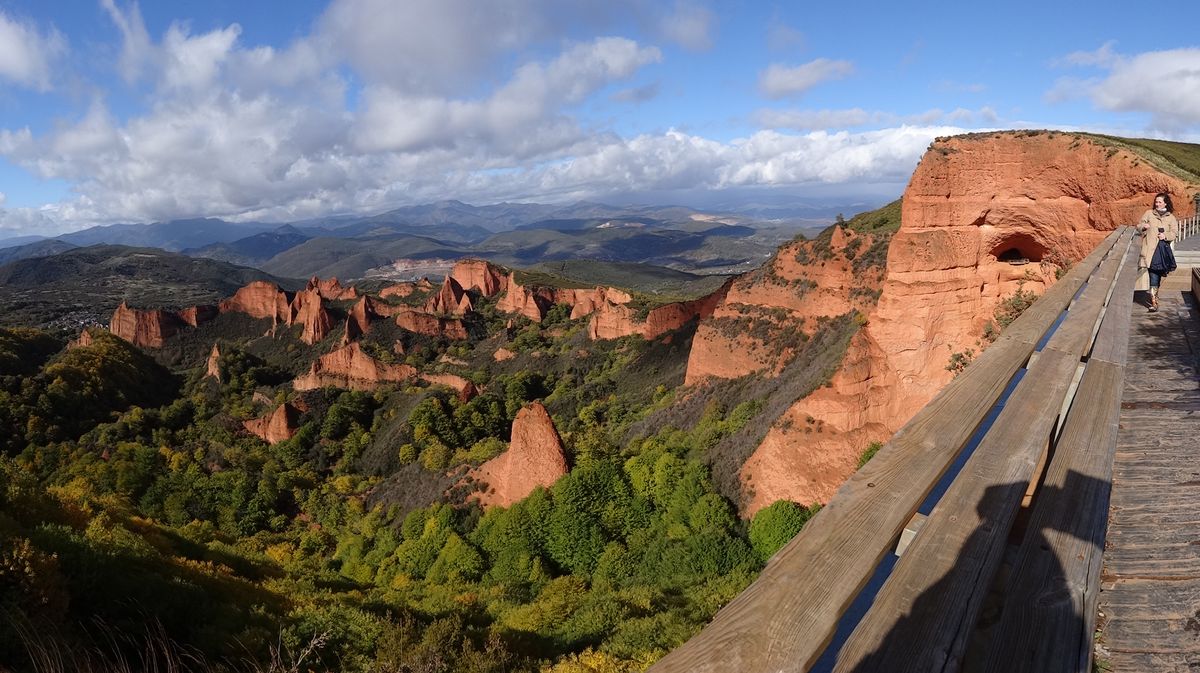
0, 199, 845, 281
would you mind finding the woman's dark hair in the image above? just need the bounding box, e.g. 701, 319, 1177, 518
1155, 192, 1174, 212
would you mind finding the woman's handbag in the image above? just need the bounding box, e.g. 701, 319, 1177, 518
1150, 239, 1177, 275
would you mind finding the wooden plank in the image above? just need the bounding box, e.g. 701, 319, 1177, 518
1099, 578, 1200, 652
982, 361, 1124, 673
999, 229, 1124, 347
646, 336, 1037, 673
832, 348, 1082, 673
1089, 240, 1139, 366
1041, 243, 1127, 358
1102, 652, 1200, 673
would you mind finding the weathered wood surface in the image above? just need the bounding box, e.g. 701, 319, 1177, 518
646, 230, 1128, 673
1097, 286, 1200, 670
832, 347, 1081, 673
1089, 241, 1139, 366
981, 360, 1125, 673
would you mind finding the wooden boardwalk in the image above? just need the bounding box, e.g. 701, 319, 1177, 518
1097, 283, 1200, 671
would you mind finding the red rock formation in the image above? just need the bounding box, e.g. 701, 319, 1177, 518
205, 343, 222, 381
425, 276, 473, 315
497, 280, 555, 321
494, 347, 515, 361
306, 276, 358, 301
568, 287, 632, 320
68, 328, 96, 350
421, 373, 479, 402
109, 302, 184, 348
243, 403, 302, 444
471, 402, 569, 507
288, 289, 334, 345
347, 296, 376, 336
586, 282, 731, 341
450, 258, 509, 297
380, 282, 418, 299
293, 342, 418, 391
341, 317, 361, 347
178, 305, 218, 327
219, 281, 291, 323
394, 307, 469, 340
733, 132, 1199, 514
685, 230, 884, 384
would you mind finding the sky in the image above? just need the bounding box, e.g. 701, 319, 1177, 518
0, 0, 1198, 236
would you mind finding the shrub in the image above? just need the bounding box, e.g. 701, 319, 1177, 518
748, 500, 819, 563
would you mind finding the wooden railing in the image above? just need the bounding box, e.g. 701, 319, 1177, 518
649, 227, 1137, 673
1180, 214, 1199, 243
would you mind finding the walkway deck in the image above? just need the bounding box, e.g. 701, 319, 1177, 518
1096, 282, 1200, 670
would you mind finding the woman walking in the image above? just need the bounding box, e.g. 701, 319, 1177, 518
1137, 193, 1179, 312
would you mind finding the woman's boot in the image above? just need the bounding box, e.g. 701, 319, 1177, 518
1150, 287, 1159, 312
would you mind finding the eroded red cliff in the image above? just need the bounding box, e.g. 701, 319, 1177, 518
293, 342, 418, 391
219, 281, 291, 323
109, 302, 185, 348
735, 132, 1198, 514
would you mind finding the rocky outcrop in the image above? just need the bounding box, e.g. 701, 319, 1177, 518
734, 131, 1199, 514
588, 283, 730, 341
289, 289, 334, 345
178, 305, 218, 327
205, 343, 222, 381
306, 276, 358, 301
68, 328, 96, 350
109, 302, 184, 348
293, 342, 418, 391
685, 230, 885, 384
493, 347, 515, 362
470, 402, 569, 507
450, 258, 509, 297
568, 287, 632, 320
348, 297, 375, 336
381, 282, 418, 299
421, 373, 479, 402
497, 280, 556, 321
219, 281, 291, 323
394, 307, 469, 340
425, 277, 473, 315
243, 403, 302, 444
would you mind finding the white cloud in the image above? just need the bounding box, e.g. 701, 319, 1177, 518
1060, 41, 1119, 68
660, 2, 715, 51
0, 192, 5, 206
759, 59, 854, 99
317, 0, 548, 95
354, 37, 660, 154
0, 10, 66, 91
612, 82, 660, 103
756, 108, 874, 130
160, 23, 242, 93
1089, 48, 1200, 131
755, 106, 996, 131
100, 0, 152, 83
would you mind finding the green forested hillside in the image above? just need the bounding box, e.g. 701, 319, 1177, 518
0, 299, 822, 672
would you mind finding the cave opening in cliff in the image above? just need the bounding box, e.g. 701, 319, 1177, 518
990, 234, 1047, 265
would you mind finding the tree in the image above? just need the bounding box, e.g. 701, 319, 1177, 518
748, 500, 820, 563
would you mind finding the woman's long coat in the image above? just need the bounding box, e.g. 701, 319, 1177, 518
1135, 208, 1179, 291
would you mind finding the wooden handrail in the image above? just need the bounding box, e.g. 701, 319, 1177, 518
647, 228, 1130, 673
832, 231, 1134, 672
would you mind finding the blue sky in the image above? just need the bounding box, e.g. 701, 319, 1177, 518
0, 0, 1198, 235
